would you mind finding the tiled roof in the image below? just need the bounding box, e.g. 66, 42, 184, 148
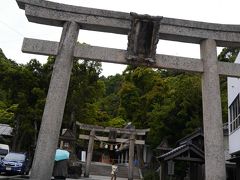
158, 143, 204, 162
158, 144, 186, 159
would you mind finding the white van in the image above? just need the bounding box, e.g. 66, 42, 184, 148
0, 144, 9, 159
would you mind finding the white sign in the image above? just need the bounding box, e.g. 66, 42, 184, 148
81, 151, 86, 162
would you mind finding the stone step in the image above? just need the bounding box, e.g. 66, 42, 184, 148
83, 162, 141, 179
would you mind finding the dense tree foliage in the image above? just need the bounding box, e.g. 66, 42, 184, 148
218, 47, 240, 122
0, 47, 238, 152
0, 50, 104, 151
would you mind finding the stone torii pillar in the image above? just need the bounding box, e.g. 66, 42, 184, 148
201, 39, 226, 180
30, 21, 79, 180
128, 133, 135, 180
84, 130, 95, 177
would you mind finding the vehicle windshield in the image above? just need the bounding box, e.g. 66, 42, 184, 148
0, 149, 8, 156
4, 153, 25, 161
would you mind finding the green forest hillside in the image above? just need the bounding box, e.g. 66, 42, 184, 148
0, 47, 238, 152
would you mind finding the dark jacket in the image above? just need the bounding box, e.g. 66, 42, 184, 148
53, 159, 68, 178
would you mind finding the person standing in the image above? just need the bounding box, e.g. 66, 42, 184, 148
111, 161, 118, 180
53, 159, 69, 180
53, 149, 70, 180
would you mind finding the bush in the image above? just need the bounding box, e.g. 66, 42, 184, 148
143, 170, 159, 180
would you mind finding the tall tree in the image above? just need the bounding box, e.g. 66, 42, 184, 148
63, 60, 104, 129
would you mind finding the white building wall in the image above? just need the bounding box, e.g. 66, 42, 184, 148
228, 53, 240, 154
229, 130, 240, 154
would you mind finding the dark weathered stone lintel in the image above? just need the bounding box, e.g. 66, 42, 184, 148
16, 0, 130, 20
25, 4, 130, 34
17, 0, 240, 46
17, 0, 240, 32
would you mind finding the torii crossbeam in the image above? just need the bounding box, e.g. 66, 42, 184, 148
16, 0, 240, 180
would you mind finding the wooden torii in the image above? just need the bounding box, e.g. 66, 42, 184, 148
77, 122, 149, 179
16, 0, 240, 180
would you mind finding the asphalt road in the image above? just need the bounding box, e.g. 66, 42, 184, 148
0, 175, 127, 180
0, 175, 129, 180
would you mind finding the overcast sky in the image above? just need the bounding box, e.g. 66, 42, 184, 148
0, 0, 240, 76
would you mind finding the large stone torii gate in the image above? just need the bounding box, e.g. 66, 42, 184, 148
16, 0, 240, 180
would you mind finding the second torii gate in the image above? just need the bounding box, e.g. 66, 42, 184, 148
77, 123, 149, 179
16, 0, 240, 180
